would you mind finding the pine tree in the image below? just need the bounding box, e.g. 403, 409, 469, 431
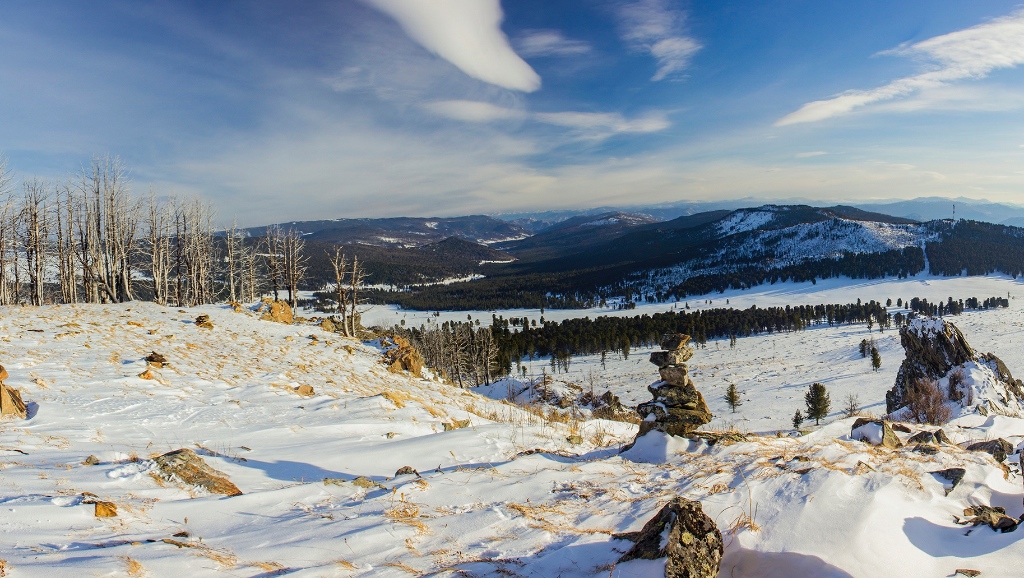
792, 409, 804, 429
805, 382, 831, 425
859, 339, 869, 358
870, 347, 881, 372
725, 383, 742, 413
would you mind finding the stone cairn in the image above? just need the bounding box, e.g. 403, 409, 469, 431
636, 334, 712, 437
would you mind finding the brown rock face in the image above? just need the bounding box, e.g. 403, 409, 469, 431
0, 364, 9, 381
154, 448, 242, 496
260, 301, 294, 324
94, 501, 118, 518
194, 315, 214, 329
295, 384, 315, 397
0, 384, 27, 420
634, 334, 712, 439
619, 496, 723, 578
319, 318, 336, 333
384, 336, 425, 376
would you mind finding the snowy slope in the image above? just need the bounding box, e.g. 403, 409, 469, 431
2, 300, 1024, 577
643, 217, 939, 293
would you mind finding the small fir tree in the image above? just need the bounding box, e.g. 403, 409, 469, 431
792, 409, 804, 429
805, 382, 831, 425
859, 339, 869, 358
725, 383, 742, 413
871, 347, 882, 372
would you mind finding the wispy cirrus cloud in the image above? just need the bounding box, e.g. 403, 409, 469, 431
361, 0, 540, 92
777, 9, 1024, 126
515, 29, 591, 58
424, 99, 670, 138
617, 0, 701, 81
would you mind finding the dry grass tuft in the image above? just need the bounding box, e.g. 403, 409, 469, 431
121, 556, 147, 577
381, 390, 410, 408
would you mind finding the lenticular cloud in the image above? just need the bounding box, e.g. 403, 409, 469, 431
363, 0, 541, 92
777, 8, 1024, 126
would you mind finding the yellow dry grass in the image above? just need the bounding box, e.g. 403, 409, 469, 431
120, 556, 147, 577
381, 390, 410, 408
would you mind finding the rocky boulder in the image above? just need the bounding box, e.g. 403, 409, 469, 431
851, 418, 902, 449
154, 448, 242, 496
618, 496, 723, 578
887, 316, 1024, 417
259, 300, 294, 324
966, 438, 1013, 463
0, 383, 27, 420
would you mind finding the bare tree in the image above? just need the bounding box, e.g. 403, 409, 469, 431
75, 156, 138, 303
54, 180, 78, 303
20, 178, 49, 305
328, 248, 350, 336
264, 225, 284, 302
283, 228, 308, 309
0, 153, 16, 305
224, 220, 245, 303
348, 254, 367, 336
145, 192, 172, 305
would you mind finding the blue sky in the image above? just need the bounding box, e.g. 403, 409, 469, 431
2, 1, 1024, 224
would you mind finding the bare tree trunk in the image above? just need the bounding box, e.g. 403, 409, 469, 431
348, 255, 367, 336
328, 248, 349, 336
264, 225, 283, 302
283, 228, 308, 310
0, 153, 15, 305
20, 178, 49, 306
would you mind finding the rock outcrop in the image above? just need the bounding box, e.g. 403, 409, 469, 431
887, 316, 1024, 417
383, 336, 424, 376
258, 299, 294, 324
635, 334, 712, 437
154, 448, 242, 496
0, 365, 26, 420
194, 314, 213, 329
618, 496, 724, 578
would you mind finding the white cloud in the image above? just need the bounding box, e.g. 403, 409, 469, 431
361, 0, 540, 92
515, 30, 591, 58
533, 110, 670, 134
617, 0, 701, 81
423, 100, 526, 123
795, 151, 828, 158
777, 9, 1024, 126
424, 99, 671, 137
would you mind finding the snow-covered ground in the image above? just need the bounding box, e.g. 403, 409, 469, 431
3, 284, 1024, 577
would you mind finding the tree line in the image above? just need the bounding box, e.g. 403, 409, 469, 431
0, 153, 370, 315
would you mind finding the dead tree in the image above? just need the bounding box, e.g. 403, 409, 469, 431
145, 192, 172, 305
347, 254, 367, 336
224, 220, 245, 303
328, 248, 349, 336
264, 225, 284, 302
75, 156, 138, 303
54, 180, 78, 303
0, 154, 15, 305
20, 178, 49, 305
283, 228, 308, 309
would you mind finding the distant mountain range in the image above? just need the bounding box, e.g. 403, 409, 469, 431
249, 196, 1024, 310
246, 215, 529, 247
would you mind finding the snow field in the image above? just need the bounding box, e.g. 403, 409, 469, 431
2, 276, 1024, 577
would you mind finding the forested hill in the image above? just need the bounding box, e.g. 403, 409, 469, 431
367, 211, 1024, 311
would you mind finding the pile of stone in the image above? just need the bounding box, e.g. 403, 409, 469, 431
636, 334, 712, 438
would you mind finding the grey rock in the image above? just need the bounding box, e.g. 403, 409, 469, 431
966, 438, 1013, 463
619, 496, 723, 578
